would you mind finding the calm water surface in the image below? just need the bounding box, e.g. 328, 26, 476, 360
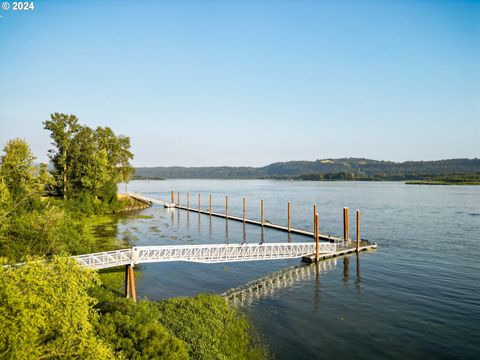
115, 180, 479, 359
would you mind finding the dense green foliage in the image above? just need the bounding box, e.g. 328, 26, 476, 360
134, 158, 480, 180
156, 294, 268, 360
97, 301, 189, 359
0, 256, 114, 359
44, 113, 134, 203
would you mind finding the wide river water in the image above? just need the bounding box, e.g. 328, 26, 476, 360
114, 180, 479, 359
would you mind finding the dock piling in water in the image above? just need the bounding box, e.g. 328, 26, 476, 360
243, 196, 246, 223
209, 193, 212, 216
198, 193, 200, 212
226, 194, 229, 220
171, 191, 174, 204
315, 213, 319, 262
356, 210, 361, 252
343, 207, 350, 242
287, 202, 291, 232
187, 192, 190, 211
261, 198, 264, 226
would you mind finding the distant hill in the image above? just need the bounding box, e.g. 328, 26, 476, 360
134, 158, 480, 180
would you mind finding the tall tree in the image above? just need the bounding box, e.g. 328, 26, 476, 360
43, 113, 80, 199
0, 138, 37, 203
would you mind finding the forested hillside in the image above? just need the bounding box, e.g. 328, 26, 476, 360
135, 158, 480, 180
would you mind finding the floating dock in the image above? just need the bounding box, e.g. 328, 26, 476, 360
126, 191, 377, 262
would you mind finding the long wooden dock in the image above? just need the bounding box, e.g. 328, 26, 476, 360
126, 192, 377, 262
127, 192, 343, 242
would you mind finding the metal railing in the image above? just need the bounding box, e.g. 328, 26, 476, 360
74, 242, 337, 269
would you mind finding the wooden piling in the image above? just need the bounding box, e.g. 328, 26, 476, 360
226, 194, 229, 220
313, 204, 317, 239
187, 192, 190, 211
171, 191, 174, 204
128, 265, 136, 302
198, 193, 200, 212
343, 207, 350, 241
124, 265, 130, 298
177, 192, 180, 207
261, 198, 264, 226
288, 202, 291, 232
315, 213, 319, 262
243, 196, 246, 223
356, 209, 361, 252
209, 193, 212, 216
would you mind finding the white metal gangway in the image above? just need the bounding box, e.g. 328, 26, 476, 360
74, 242, 337, 270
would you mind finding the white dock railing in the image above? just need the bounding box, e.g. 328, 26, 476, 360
75, 242, 337, 269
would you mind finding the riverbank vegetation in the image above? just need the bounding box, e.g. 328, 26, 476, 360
405, 174, 480, 185
0, 113, 267, 359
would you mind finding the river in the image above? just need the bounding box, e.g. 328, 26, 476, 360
114, 180, 479, 359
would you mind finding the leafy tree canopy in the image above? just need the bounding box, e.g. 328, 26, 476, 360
0, 256, 114, 359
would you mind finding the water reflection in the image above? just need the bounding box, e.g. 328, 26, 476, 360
225, 221, 229, 244
223, 259, 337, 307
343, 257, 350, 285
208, 216, 212, 239
314, 261, 321, 311
356, 254, 361, 289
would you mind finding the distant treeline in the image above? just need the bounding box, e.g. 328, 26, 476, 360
134, 158, 480, 180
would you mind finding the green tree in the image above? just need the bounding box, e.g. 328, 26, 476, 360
0, 138, 38, 204
94, 127, 134, 196
0, 177, 12, 249
0, 256, 114, 359
37, 162, 55, 195
44, 115, 134, 207
43, 113, 80, 199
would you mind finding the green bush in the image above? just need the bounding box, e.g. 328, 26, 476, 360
97, 300, 189, 360
156, 294, 269, 360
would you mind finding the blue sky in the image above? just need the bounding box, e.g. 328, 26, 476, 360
0, 0, 478, 166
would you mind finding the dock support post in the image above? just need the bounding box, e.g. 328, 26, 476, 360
124, 265, 130, 298
198, 193, 200, 212
177, 192, 180, 208
288, 202, 291, 232
171, 191, 174, 204
356, 209, 361, 252
315, 213, 319, 262
187, 192, 190, 211
128, 265, 136, 302
261, 198, 264, 226
209, 193, 212, 216
226, 194, 228, 220
313, 204, 317, 239
125, 264, 136, 302
243, 196, 246, 223
343, 207, 350, 242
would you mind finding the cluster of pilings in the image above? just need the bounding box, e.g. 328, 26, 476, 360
123, 191, 364, 302
170, 191, 362, 258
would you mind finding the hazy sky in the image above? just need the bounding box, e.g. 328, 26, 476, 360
0, 0, 478, 166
